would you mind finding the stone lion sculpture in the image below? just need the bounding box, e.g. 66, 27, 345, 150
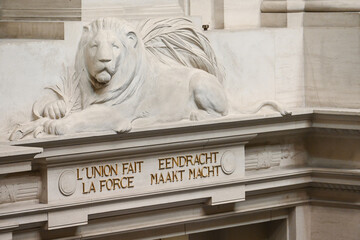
9, 17, 289, 141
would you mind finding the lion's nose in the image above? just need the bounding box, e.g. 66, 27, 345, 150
97, 44, 112, 63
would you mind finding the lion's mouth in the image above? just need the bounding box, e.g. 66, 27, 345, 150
95, 71, 111, 83
95, 67, 114, 84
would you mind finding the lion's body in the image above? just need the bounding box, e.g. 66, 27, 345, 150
51, 64, 227, 135
133, 63, 227, 124
8, 17, 290, 141
32, 18, 228, 135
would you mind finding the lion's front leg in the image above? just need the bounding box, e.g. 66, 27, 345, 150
44, 105, 132, 135
43, 118, 70, 135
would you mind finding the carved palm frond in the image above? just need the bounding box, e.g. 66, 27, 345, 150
45, 67, 81, 116
138, 18, 225, 83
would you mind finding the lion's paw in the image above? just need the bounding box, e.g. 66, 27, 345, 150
9, 118, 48, 141
113, 120, 132, 133
44, 119, 68, 135
9, 128, 24, 141
43, 100, 67, 119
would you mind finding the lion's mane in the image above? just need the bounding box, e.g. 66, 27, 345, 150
74, 17, 224, 110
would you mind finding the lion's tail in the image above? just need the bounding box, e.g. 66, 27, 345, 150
138, 18, 225, 83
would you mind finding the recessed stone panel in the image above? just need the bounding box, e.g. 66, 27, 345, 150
45, 146, 245, 206
0, 22, 64, 40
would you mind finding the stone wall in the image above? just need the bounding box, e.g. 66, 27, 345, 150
0, 1, 359, 240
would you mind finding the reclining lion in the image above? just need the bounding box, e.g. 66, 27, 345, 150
10, 18, 229, 140
9, 17, 289, 141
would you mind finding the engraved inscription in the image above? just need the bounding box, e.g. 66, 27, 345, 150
150, 152, 221, 185
71, 151, 232, 196
76, 161, 143, 194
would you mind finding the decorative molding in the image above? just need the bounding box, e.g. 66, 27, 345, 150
82, 5, 184, 22
0, 0, 81, 21
0, 22, 64, 40
312, 128, 360, 137
311, 182, 360, 192
58, 170, 76, 196
1, 167, 359, 236
31, 134, 256, 167
0, 9, 81, 21
1, 110, 360, 237
261, 0, 360, 27
81, 0, 184, 21
0, 0, 185, 22
245, 145, 282, 170
245, 168, 360, 196
0, 145, 42, 175
220, 151, 236, 175
0, 175, 41, 204
261, 0, 360, 13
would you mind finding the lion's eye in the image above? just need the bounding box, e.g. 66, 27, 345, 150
90, 44, 98, 49
112, 43, 119, 49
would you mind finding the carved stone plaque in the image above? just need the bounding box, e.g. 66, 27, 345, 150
45, 146, 245, 205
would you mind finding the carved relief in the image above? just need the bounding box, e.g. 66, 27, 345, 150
9, 17, 290, 141
245, 143, 306, 171
220, 151, 236, 175
246, 145, 282, 170
0, 175, 41, 204
58, 170, 77, 196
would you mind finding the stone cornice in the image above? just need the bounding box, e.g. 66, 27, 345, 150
0, 145, 42, 174
9, 108, 360, 157
2, 109, 359, 171
0, 167, 359, 225
1, 109, 360, 235
246, 167, 360, 195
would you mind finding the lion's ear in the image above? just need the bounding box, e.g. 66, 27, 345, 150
127, 32, 138, 48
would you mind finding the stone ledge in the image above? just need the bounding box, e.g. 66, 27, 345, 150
0, 167, 359, 238
10, 108, 360, 154
0, 145, 42, 174
1, 167, 358, 216
261, 12, 360, 28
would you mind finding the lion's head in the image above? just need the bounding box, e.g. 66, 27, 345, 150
75, 18, 147, 107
